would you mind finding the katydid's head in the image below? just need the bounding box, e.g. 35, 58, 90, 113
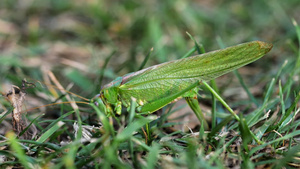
99, 87, 119, 105
92, 88, 109, 105
92, 87, 122, 115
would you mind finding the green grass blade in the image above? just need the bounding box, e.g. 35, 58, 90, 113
40, 110, 74, 133
247, 78, 276, 127
37, 121, 65, 143
99, 50, 116, 86
145, 142, 160, 169
263, 79, 276, 105
0, 107, 13, 124
89, 103, 115, 136
273, 144, 300, 169
19, 113, 43, 138
186, 32, 205, 54
270, 91, 300, 131
116, 116, 154, 141
6, 131, 32, 169
64, 69, 94, 92
181, 46, 197, 59
234, 70, 258, 107
210, 80, 218, 129
239, 114, 253, 152
129, 97, 137, 123
138, 48, 153, 70
255, 111, 277, 140
63, 143, 77, 169
292, 19, 300, 70
203, 81, 262, 144
249, 130, 300, 156
208, 115, 233, 138
274, 60, 288, 83
74, 108, 82, 140
208, 136, 238, 164
279, 80, 286, 119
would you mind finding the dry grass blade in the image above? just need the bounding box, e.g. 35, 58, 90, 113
47, 71, 86, 111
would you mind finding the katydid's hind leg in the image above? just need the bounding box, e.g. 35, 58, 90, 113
140, 82, 200, 113
185, 97, 209, 130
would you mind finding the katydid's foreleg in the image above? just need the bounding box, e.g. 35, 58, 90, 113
115, 101, 122, 115
185, 97, 209, 130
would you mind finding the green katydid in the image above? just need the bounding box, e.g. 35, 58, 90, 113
92, 41, 272, 118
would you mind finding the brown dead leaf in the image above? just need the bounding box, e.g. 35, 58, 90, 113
4, 80, 37, 139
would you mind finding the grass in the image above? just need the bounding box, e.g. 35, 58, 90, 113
0, 0, 300, 168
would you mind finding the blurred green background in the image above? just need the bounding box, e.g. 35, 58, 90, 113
0, 0, 299, 99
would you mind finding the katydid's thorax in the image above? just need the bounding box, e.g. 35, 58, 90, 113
97, 76, 133, 115
101, 76, 122, 105
100, 71, 146, 106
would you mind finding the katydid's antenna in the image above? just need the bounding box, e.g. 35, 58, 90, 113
21, 79, 36, 93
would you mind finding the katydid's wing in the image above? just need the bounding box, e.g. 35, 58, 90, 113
118, 41, 272, 112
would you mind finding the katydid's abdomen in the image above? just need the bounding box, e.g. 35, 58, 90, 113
97, 41, 272, 114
